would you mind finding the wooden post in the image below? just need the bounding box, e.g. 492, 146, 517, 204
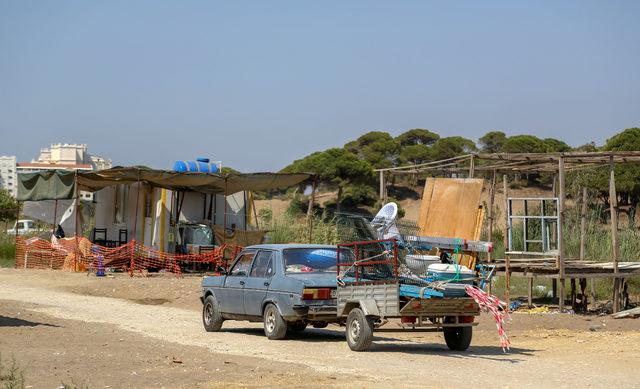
579, 187, 587, 261
307, 179, 316, 218
579, 187, 589, 309
527, 277, 533, 307
379, 170, 387, 204
557, 157, 566, 311
503, 174, 509, 252
609, 155, 620, 313
468, 155, 475, 178
487, 171, 497, 262
51, 199, 58, 236
551, 173, 558, 299
223, 177, 228, 244
130, 171, 141, 275
74, 171, 80, 272
307, 179, 316, 243
132, 174, 141, 241
523, 200, 529, 252
503, 174, 510, 308
251, 192, 260, 229
15, 203, 21, 268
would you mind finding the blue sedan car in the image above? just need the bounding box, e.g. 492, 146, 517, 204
201, 244, 349, 339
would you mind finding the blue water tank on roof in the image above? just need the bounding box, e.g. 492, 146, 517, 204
172, 159, 219, 173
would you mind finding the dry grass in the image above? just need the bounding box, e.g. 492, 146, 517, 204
0, 354, 25, 389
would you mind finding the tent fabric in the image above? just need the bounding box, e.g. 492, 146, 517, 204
17, 170, 76, 201
18, 167, 313, 201
213, 225, 267, 247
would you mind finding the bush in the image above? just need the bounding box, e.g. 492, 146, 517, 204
340, 184, 377, 208
0, 232, 15, 268
0, 354, 26, 389
258, 208, 272, 224
264, 212, 341, 245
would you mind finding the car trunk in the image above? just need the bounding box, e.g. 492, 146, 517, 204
285, 272, 337, 288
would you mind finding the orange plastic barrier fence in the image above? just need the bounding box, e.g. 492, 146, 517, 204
15, 236, 243, 277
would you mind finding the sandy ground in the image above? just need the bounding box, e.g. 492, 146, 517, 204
1, 269, 639, 388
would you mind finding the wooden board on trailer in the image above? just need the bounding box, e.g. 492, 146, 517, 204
417, 178, 485, 267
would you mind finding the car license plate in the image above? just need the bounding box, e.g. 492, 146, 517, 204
330, 289, 337, 298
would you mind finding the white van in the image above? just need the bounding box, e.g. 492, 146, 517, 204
6, 220, 39, 235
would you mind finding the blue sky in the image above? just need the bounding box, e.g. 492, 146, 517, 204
1, 1, 638, 171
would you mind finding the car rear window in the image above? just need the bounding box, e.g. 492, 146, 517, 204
283, 248, 353, 273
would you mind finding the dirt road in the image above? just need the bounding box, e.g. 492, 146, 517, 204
1, 269, 639, 388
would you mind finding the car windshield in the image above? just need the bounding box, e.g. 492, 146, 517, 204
283, 248, 353, 273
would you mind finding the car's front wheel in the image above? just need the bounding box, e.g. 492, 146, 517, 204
202, 295, 223, 332
263, 303, 287, 340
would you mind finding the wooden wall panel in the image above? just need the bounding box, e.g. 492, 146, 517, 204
418, 178, 484, 240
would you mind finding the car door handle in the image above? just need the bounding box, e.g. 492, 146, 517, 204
239, 281, 245, 286
263, 282, 270, 287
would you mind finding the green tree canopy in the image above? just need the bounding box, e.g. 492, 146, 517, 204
478, 131, 507, 153
400, 144, 432, 165
570, 128, 640, 220
575, 142, 598, 152
543, 138, 572, 152
604, 127, 640, 151
0, 188, 18, 222
345, 131, 400, 169
603, 127, 640, 199
283, 148, 374, 211
501, 135, 548, 153
221, 166, 241, 174
396, 128, 440, 146
430, 136, 477, 160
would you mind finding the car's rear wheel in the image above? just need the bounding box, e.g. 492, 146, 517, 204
346, 308, 374, 351
202, 295, 223, 332
263, 303, 287, 340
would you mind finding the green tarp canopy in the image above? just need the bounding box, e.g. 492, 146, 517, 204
17, 167, 313, 201
17, 170, 77, 201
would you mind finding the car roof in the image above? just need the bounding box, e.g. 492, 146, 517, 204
244, 243, 338, 251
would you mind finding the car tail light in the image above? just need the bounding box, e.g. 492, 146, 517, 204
303, 288, 333, 300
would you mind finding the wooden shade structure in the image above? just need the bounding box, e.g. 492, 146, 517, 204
376, 151, 640, 313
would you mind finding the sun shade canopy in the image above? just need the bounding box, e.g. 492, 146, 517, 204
17, 170, 77, 201
17, 167, 313, 201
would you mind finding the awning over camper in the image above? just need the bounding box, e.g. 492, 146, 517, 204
17, 167, 313, 201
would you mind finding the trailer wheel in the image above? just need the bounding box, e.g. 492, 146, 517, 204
263, 303, 287, 340
346, 308, 374, 351
202, 295, 223, 332
444, 326, 473, 351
